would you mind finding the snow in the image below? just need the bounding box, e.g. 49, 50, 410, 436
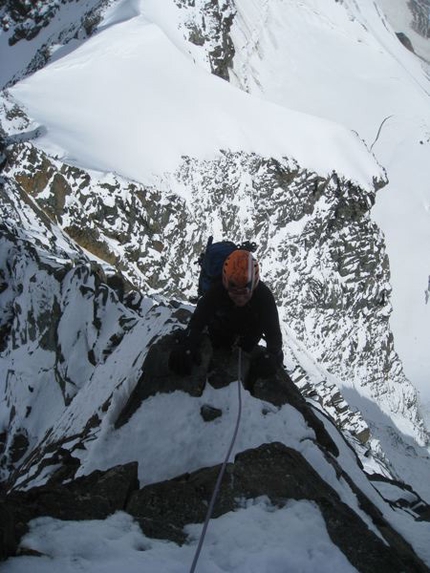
371, 114, 430, 405
376, 0, 430, 63
2, 373, 430, 571
7, 0, 429, 413
0, 503, 359, 573
77, 383, 310, 486
8, 2, 381, 190
0, 0, 102, 89
7, 0, 429, 416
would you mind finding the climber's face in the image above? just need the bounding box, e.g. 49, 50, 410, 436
227, 284, 252, 307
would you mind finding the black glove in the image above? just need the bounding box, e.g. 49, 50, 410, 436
169, 345, 201, 376
253, 351, 280, 379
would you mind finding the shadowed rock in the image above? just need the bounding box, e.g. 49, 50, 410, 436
0, 462, 138, 560
200, 404, 223, 422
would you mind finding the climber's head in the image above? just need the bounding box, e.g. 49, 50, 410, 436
222, 249, 260, 306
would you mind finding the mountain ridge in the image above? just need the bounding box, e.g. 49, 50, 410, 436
1, 1, 430, 570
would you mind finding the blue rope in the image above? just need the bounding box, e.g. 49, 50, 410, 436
189, 348, 243, 573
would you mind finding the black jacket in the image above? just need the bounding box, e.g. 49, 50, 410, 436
186, 281, 283, 356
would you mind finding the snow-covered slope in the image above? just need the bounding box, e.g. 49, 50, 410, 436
0, 0, 106, 89
7, 3, 381, 189
3, 0, 429, 438
377, 0, 430, 64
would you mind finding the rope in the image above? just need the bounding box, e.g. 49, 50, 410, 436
370, 114, 394, 152
189, 348, 243, 573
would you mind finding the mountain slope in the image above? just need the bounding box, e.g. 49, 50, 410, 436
224, 0, 430, 408
377, 0, 430, 64
0, 0, 107, 88
0, 201, 430, 569
3, 0, 429, 453
7, 5, 381, 188
1, 1, 430, 570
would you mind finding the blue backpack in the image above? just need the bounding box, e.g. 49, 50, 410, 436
196, 236, 257, 297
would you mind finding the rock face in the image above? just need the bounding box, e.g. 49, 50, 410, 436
3, 138, 424, 442
0, 462, 139, 559
1, 108, 428, 488
408, 0, 430, 39
0, 0, 108, 85
0, 0, 427, 453
396, 32, 415, 53
0, 186, 157, 487
175, 0, 237, 80
1, 160, 430, 570
128, 443, 428, 573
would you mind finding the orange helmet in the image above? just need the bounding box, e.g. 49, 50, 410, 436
222, 250, 260, 293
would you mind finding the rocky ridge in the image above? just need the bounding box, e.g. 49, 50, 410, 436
3, 120, 425, 439
409, 0, 430, 40
1, 82, 428, 461
0, 240, 429, 569
174, 0, 237, 80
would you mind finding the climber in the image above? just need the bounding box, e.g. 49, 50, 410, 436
168, 249, 284, 378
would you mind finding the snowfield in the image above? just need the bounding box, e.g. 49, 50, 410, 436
9, 8, 381, 188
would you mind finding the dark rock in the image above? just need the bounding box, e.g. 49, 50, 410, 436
126, 442, 428, 572
0, 501, 18, 561
369, 473, 430, 518
46, 449, 81, 485
0, 462, 139, 561
405, 0, 430, 40
126, 456, 239, 545
207, 346, 250, 389
9, 431, 29, 464
396, 32, 415, 53
171, 306, 193, 325
17, 461, 138, 520
0, 431, 7, 456
417, 506, 430, 522
114, 333, 212, 429
179, 0, 236, 80
106, 273, 125, 301
200, 404, 222, 422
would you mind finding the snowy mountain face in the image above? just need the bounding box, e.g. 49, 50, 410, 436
1, 0, 430, 570
377, 0, 430, 63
